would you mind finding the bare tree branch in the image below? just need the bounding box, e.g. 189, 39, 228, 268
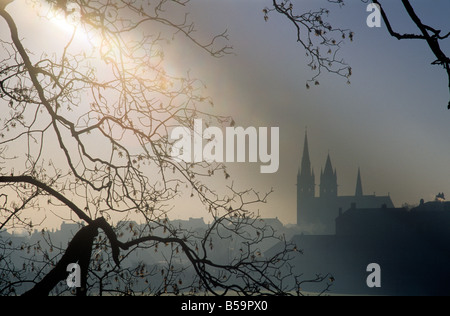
270, 0, 450, 108
0, 0, 323, 296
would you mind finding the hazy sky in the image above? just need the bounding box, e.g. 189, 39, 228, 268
164, 0, 450, 224
2, 0, 450, 227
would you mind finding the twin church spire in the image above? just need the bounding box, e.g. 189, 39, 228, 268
298, 132, 363, 199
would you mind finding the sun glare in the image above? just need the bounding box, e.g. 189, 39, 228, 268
42, 2, 103, 51
46, 3, 80, 34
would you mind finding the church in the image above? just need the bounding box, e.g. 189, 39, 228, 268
297, 132, 394, 234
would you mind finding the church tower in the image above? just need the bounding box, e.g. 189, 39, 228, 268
320, 154, 338, 199
296, 131, 394, 233
297, 131, 315, 226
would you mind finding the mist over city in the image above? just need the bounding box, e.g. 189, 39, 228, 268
1, 0, 449, 298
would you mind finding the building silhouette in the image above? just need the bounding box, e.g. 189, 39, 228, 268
265, 196, 450, 296
297, 131, 394, 234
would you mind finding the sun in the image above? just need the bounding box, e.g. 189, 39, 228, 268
45, 3, 81, 35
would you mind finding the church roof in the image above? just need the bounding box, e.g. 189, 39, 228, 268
336, 195, 395, 211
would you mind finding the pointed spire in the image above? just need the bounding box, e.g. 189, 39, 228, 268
320, 153, 338, 198
298, 130, 315, 200
355, 168, 363, 197
300, 130, 311, 175
323, 154, 333, 176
